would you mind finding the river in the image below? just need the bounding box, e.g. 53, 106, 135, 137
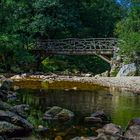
13, 80, 140, 139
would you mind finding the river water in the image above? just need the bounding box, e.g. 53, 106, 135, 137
14, 80, 140, 139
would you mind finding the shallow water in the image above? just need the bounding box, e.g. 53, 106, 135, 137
14, 80, 140, 139
17, 87, 140, 127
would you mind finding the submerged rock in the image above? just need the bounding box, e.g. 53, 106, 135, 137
91, 111, 109, 121
44, 106, 74, 122
85, 116, 102, 124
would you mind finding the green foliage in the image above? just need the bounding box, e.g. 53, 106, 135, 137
116, 1, 140, 59
80, 0, 123, 37
0, 34, 35, 72
0, 0, 35, 72
0, 0, 125, 73
29, 0, 81, 38
42, 56, 110, 75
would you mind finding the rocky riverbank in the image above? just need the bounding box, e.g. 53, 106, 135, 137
0, 79, 33, 140
10, 74, 140, 93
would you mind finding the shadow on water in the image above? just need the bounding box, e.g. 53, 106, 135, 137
14, 80, 140, 139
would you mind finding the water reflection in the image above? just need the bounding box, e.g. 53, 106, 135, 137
18, 88, 140, 127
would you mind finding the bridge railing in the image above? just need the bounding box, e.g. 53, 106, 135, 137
36, 38, 117, 55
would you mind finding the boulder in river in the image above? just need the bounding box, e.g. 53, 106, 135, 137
11, 104, 29, 118
0, 101, 29, 118
117, 63, 137, 77
44, 106, 74, 122
0, 110, 33, 130
124, 118, 140, 140
95, 123, 123, 140
85, 111, 110, 125
44, 106, 62, 120
124, 125, 140, 140
55, 108, 74, 121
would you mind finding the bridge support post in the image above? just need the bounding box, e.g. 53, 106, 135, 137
96, 54, 111, 64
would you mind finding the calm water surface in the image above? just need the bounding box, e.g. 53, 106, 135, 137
17, 87, 140, 127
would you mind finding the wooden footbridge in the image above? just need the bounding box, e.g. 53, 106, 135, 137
33, 38, 118, 64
